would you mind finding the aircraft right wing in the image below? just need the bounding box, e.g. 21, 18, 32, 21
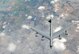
31, 26, 50, 40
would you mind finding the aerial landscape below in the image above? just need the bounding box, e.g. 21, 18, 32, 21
0, 0, 79, 54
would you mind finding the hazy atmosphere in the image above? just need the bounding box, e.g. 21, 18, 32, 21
0, 0, 79, 54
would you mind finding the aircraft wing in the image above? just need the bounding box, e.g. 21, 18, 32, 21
51, 22, 73, 39
31, 22, 73, 40
31, 27, 50, 40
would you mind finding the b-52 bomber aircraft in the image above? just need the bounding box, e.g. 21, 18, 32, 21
30, 18, 74, 48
